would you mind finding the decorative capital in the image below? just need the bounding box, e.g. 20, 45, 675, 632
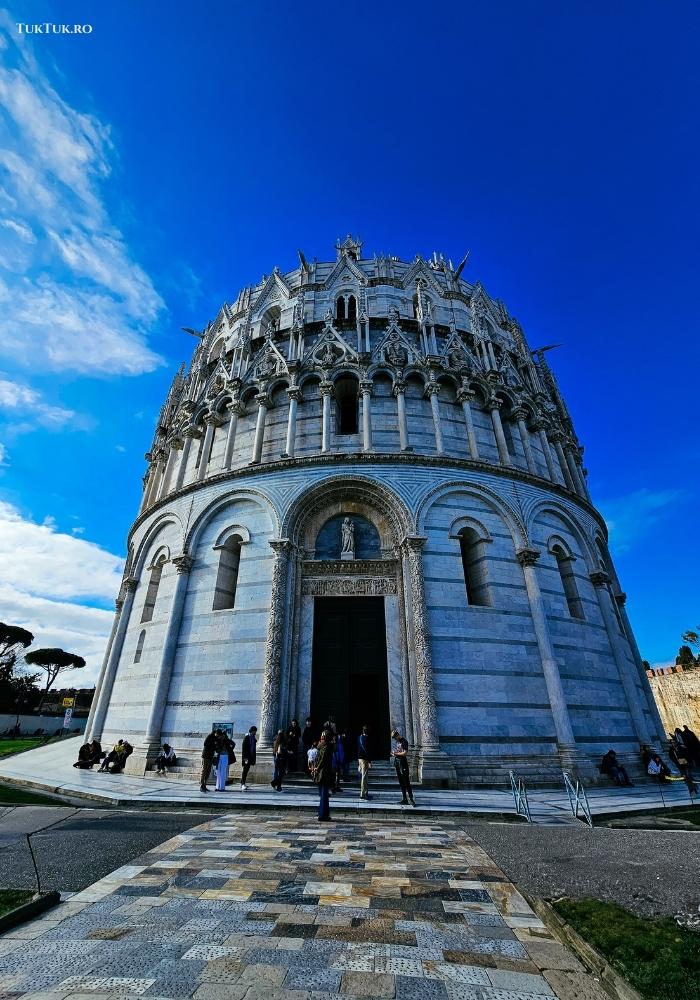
115, 597, 124, 612
124, 577, 139, 594
184, 426, 202, 440
401, 535, 428, 554
530, 418, 547, 432
425, 383, 440, 398
169, 436, 185, 450
173, 553, 194, 574
287, 387, 303, 402
144, 450, 153, 462
269, 538, 293, 558
516, 547, 540, 567
227, 399, 246, 416
548, 428, 565, 444
615, 592, 627, 607
456, 388, 475, 405
255, 392, 271, 408
511, 407, 527, 422
203, 412, 225, 428
589, 570, 611, 588
486, 397, 503, 412
359, 380, 373, 395
319, 381, 334, 397
392, 379, 406, 396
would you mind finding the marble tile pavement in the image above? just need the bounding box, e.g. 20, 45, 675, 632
0, 812, 608, 1000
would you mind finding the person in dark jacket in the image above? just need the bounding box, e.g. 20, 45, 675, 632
314, 729, 335, 821
599, 749, 632, 786
241, 726, 257, 789
73, 743, 92, 768
271, 730, 287, 791
301, 717, 315, 758
155, 743, 176, 775
682, 725, 700, 767
391, 728, 416, 806
200, 731, 217, 792
88, 739, 103, 766
357, 726, 372, 800
286, 719, 302, 772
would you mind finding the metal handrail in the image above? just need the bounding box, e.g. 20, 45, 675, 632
509, 770, 532, 823
563, 770, 593, 827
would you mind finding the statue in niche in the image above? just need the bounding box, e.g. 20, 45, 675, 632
340, 517, 355, 560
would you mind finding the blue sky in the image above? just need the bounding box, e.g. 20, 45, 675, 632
0, 1, 698, 681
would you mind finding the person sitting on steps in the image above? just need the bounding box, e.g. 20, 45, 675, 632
155, 743, 176, 776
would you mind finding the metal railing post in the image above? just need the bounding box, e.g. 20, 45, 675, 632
509, 770, 532, 823
562, 770, 593, 827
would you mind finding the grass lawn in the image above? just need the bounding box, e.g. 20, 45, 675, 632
0, 738, 49, 757
553, 898, 700, 1000
0, 890, 34, 919
662, 806, 700, 826
0, 783, 67, 806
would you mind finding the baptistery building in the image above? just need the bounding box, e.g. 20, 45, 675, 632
86, 237, 663, 785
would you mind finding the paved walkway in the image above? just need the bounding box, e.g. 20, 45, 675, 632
1, 739, 695, 824
0, 811, 604, 1000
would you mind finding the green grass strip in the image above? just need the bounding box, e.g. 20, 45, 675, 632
0, 890, 34, 919
553, 898, 700, 1000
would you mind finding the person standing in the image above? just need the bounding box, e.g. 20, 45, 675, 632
287, 719, 302, 772
200, 730, 217, 792
271, 729, 287, 791
391, 728, 416, 806
357, 725, 372, 800
682, 725, 700, 767
314, 729, 334, 821
301, 716, 315, 759
215, 730, 236, 792
240, 725, 257, 789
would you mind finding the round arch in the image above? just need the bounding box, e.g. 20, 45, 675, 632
415, 480, 527, 549
526, 500, 599, 573
185, 488, 280, 554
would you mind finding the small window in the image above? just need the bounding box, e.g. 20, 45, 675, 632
141, 556, 166, 623
133, 630, 146, 663
336, 297, 346, 321
412, 293, 419, 318
347, 295, 357, 322
334, 375, 359, 434
501, 419, 515, 460
552, 545, 584, 620
213, 537, 242, 611
459, 528, 492, 607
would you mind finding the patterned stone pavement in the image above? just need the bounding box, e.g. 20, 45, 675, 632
0, 813, 601, 1000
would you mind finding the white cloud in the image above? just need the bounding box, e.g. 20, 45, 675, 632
0, 442, 7, 466
0, 500, 124, 680
0, 373, 75, 429
600, 488, 684, 553
0, 12, 165, 376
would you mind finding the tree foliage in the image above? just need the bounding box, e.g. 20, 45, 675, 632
0, 622, 34, 678
24, 648, 86, 710
676, 644, 696, 667
682, 628, 699, 651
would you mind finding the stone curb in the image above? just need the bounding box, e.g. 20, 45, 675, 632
0, 890, 60, 934
524, 892, 643, 1000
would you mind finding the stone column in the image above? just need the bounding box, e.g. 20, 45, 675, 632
360, 380, 373, 452
488, 400, 512, 466
320, 381, 333, 453
516, 548, 576, 750
174, 428, 198, 491
617, 594, 667, 744
89, 578, 138, 742
138, 472, 152, 515
284, 387, 302, 458
259, 540, 292, 748
250, 392, 269, 464
402, 536, 457, 786
534, 421, 557, 481
427, 384, 444, 455
513, 408, 537, 475
158, 437, 183, 499
551, 432, 576, 491
590, 571, 651, 744
565, 446, 585, 496
143, 455, 162, 509
456, 387, 479, 459
134, 554, 194, 767
222, 400, 245, 470
197, 414, 221, 482
393, 380, 410, 451
85, 593, 124, 741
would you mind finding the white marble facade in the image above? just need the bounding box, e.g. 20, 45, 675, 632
86, 238, 664, 785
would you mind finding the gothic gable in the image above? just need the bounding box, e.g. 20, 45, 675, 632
440, 331, 482, 374
372, 310, 422, 370
306, 314, 359, 370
